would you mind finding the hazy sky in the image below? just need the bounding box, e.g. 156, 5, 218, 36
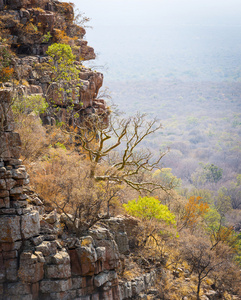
75, 0, 241, 27
68, 0, 241, 82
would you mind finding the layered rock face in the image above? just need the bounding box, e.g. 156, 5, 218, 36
0, 93, 156, 299
0, 0, 109, 126
0, 2, 156, 299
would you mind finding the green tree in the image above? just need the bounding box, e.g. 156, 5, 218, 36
46, 43, 79, 82
45, 43, 80, 106
153, 168, 182, 190
123, 196, 176, 224
192, 163, 223, 187
203, 163, 223, 183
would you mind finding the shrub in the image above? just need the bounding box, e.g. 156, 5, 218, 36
0, 45, 14, 82
12, 94, 48, 115
123, 196, 176, 224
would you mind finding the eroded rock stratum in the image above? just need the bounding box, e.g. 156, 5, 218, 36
0, 1, 156, 299
0, 88, 156, 299
0, 0, 109, 126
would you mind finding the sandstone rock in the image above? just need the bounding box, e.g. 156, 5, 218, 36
45, 262, 71, 279
132, 277, 145, 296
51, 251, 70, 265
0, 179, 6, 190
40, 218, 55, 235
6, 282, 31, 295
0, 215, 21, 242
0, 190, 9, 198
10, 186, 23, 195
0, 208, 16, 215
0, 132, 21, 159
0, 253, 5, 282
5, 258, 18, 281
79, 40, 96, 61
11, 167, 27, 180
94, 271, 117, 288
31, 235, 43, 246
96, 246, 106, 261
5, 178, 16, 190
40, 279, 72, 293
71, 277, 83, 290
60, 213, 79, 233
70, 237, 97, 276
1, 241, 22, 252
21, 211, 40, 239
0, 197, 10, 209
28, 196, 43, 206
35, 240, 57, 256
2, 250, 18, 259
18, 251, 44, 283
44, 209, 58, 224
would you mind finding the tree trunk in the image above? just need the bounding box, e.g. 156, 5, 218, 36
197, 275, 201, 300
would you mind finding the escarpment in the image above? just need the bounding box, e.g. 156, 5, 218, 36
0, 89, 157, 300
0, 0, 109, 126
0, 2, 158, 300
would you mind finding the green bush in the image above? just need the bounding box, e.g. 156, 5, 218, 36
123, 196, 176, 224
12, 94, 48, 115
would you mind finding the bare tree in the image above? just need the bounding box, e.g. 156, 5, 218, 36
181, 235, 224, 300
72, 112, 172, 193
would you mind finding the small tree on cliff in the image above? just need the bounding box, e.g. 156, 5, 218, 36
45, 43, 80, 107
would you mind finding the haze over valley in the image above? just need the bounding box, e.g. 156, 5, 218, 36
73, 0, 241, 195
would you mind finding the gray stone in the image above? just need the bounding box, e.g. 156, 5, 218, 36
44, 209, 57, 224
5, 258, 18, 281
0, 190, 9, 198
6, 282, 31, 295
0, 179, 6, 189
35, 241, 57, 256
31, 235, 43, 246
21, 211, 40, 239
10, 186, 23, 195
5, 178, 16, 189
12, 167, 27, 179
94, 272, 109, 287
51, 251, 70, 265
96, 247, 106, 261
0, 197, 10, 208
0, 215, 21, 242
18, 252, 44, 283
40, 279, 72, 293
71, 277, 83, 289
45, 263, 71, 279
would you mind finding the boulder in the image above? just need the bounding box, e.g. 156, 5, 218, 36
70, 236, 97, 276
21, 211, 40, 239
18, 251, 44, 283
45, 263, 71, 279
40, 279, 72, 293
44, 209, 58, 224
0, 132, 21, 159
0, 215, 21, 242
35, 240, 58, 257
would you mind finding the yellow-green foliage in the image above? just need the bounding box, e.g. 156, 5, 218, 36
46, 43, 80, 88
123, 196, 176, 224
153, 168, 182, 189
12, 94, 48, 115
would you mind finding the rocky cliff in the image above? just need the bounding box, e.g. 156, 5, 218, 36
0, 0, 109, 126
0, 89, 157, 300
0, 1, 157, 299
